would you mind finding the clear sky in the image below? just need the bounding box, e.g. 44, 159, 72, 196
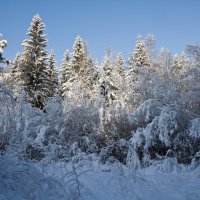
1, 0, 200, 64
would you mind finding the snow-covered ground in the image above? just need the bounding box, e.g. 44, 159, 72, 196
1, 155, 200, 200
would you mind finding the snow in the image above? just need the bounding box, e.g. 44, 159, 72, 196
1, 155, 200, 200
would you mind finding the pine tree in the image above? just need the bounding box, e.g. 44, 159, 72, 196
60, 49, 74, 97
47, 51, 58, 97
60, 49, 71, 85
11, 53, 24, 98
131, 35, 150, 70
172, 52, 188, 79
126, 35, 151, 110
0, 34, 8, 64
64, 36, 98, 101
72, 36, 86, 74
21, 14, 50, 109
116, 53, 125, 79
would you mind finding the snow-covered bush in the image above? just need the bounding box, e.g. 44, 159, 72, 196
59, 99, 100, 153
102, 103, 133, 141
128, 99, 163, 130
129, 100, 200, 167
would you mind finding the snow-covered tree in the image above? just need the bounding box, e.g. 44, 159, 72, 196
126, 35, 151, 110
62, 36, 98, 101
0, 34, 9, 65
72, 36, 86, 74
129, 35, 150, 70
171, 52, 189, 87
145, 34, 156, 65
155, 48, 172, 81
60, 49, 75, 97
99, 49, 119, 107
186, 44, 200, 67
62, 36, 86, 100
20, 14, 50, 109
47, 51, 58, 97
116, 53, 125, 79
172, 54, 179, 69
10, 53, 24, 98
60, 50, 71, 87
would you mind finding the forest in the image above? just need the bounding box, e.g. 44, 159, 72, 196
0, 14, 200, 200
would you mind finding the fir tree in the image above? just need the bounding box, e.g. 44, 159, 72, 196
60, 49, 74, 97
99, 49, 118, 108
116, 53, 125, 79
11, 53, 24, 98
126, 35, 151, 110
47, 51, 58, 97
72, 36, 86, 74
0, 34, 8, 64
63, 36, 99, 101
21, 14, 50, 109
134, 35, 150, 68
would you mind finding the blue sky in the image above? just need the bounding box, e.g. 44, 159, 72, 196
1, 0, 200, 64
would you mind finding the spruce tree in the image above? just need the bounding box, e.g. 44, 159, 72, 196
72, 36, 86, 74
11, 53, 24, 98
21, 14, 50, 109
0, 34, 8, 64
114, 53, 127, 106
116, 53, 125, 79
60, 49, 75, 97
126, 35, 151, 110
63, 36, 98, 101
47, 51, 58, 97
133, 35, 150, 68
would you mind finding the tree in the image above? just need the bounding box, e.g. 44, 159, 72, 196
47, 51, 58, 97
126, 35, 151, 110
20, 14, 50, 109
62, 36, 86, 100
72, 36, 86, 74
116, 53, 125, 79
60, 49, 74, 97
186, 44, 200, 67
129, 35, 150, 70
63, 36, 98, 101
156, 48, 172, 81
172, 52, 188, 81
10, 53, 24, 98
100, 49, 119, 107
145, 34, 156, 65
0, 34, 8, 64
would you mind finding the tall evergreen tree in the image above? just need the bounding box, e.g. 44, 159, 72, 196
47, 51, 58, 97
62, 36, 98, 101
72, 36, 86, 74
126, 35, 151, 110
0, 34, 8, 64
100, 49, 119, 107
21, 14, 50, 109
116, 53, 125, 79
11, 53, 24, 98
60, 49, 74, 97
129, 35, 150, 71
